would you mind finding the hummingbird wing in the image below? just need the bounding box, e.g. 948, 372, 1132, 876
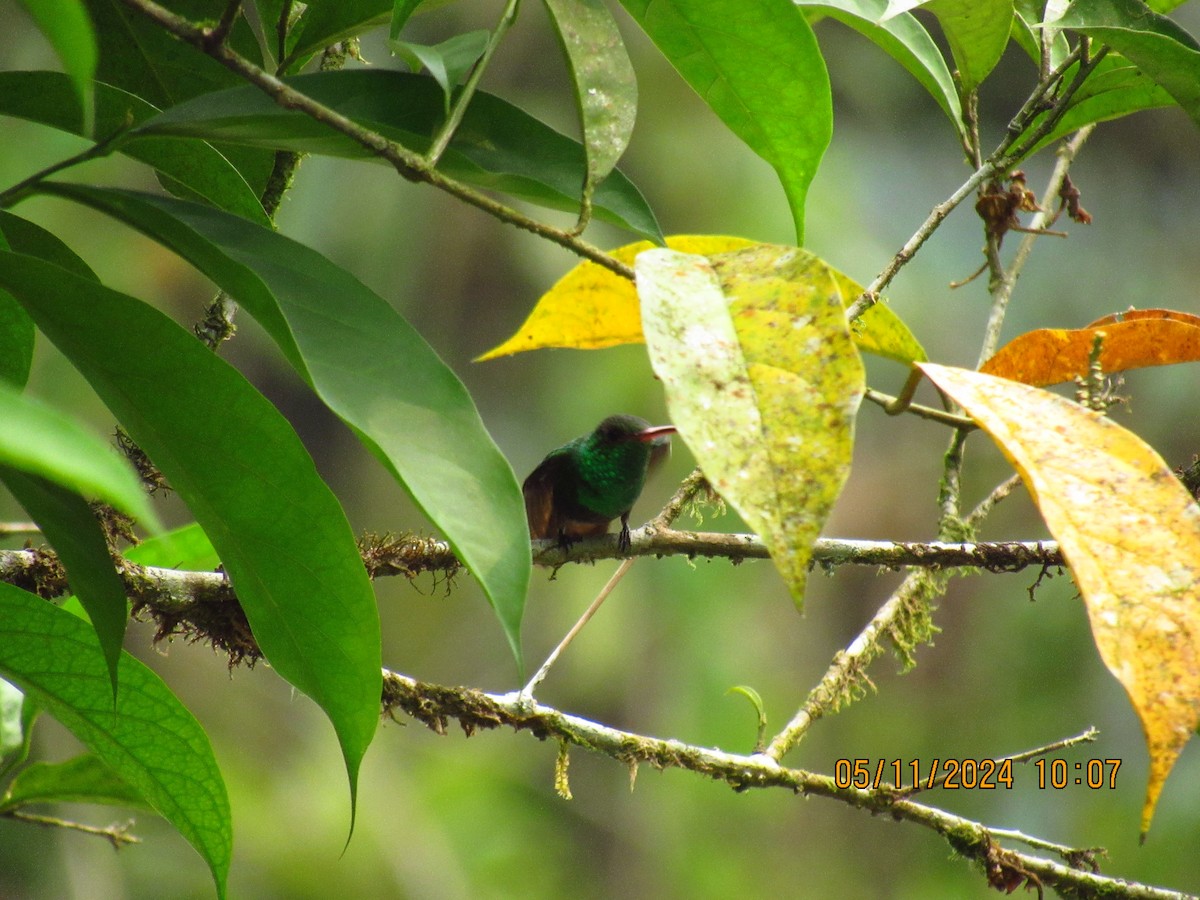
522, 451, 573, 540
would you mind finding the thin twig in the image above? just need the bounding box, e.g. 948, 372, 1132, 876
0, 120, 133, 209
5, 811, 141, 849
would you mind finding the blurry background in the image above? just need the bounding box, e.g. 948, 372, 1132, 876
3, 1, 1200, 897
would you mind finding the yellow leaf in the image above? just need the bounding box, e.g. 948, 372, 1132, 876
919, 362, 1200, 836
476, 237, 926, 365
639, 246, 866, 608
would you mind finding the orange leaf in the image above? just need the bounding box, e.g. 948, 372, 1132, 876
1087, 308, 1200, 329
980, 313, 1200, 386
920, 362, 1200, 837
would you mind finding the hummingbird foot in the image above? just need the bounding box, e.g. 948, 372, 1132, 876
617, 514, 632, 553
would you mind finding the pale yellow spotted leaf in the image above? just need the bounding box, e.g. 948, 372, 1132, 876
920, 362, 1200, 837
638, 246, 866, 608
476, 236, 925, 365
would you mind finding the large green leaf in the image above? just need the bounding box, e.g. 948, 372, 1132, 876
0, 72, 268, 226
0, 583, 230, 898
0, 251, 381, 824
1056, 0, 1200, 127
83, 0, 275, 195
0, 468, 129, 698
618, 0, 831, 244
131, 70, 663, 242
542, 0, 639, 221
43, 183, 530, 668
800, 0, 964, 137
15, 0, 96, 135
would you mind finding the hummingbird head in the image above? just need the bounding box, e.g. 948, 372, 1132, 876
591, 414, 676, 449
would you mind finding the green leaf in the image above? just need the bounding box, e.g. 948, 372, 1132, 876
0, 208, 96, 282
886, 0, 1014, 92
542, 0, 639, 222
133, 70, 662, 242
0, 381, 158, 528
0, 72, 269, 226
125, 522, 220, 572
638, 245, 865, 608
0, 583, 229, 898
83, 0, 275, 196
618, 0, 831, 244
0, 251, 381, 828
286, 0, 392, 70
1021, 55, 1175, 153
0, 468, 129, 699
390, 30, 490, 113
1056, 0, 1200, 127
1, 753, 152, 812
390, 0, 426, 40
800, 0, 964, 137
15, 0, 96, 135
40, 184, 530, 670
0, 678, 26, 771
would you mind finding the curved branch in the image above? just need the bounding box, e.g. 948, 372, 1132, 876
382, 671, 1185, 900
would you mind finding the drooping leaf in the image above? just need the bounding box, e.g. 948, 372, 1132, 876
799, 0, 964, 137
1055, 0, 1200, 128
133, 70, 663, 242
390, 0, 426, 40
478, 236, 926, 365
124, 522, 220, 572
41, 183, 529, 669
919, 362, 1200, 836
0, 753, 151, 812
542, 0, 639, 222
618, 0, 831, 244
15, 0, 96, 135
0, 72, 269, 226
389, 31, 490, 113
0, 468, 129, 698
0, 251, 381, 829
638, 246, 866, 607
0, 382, 158, 528
885, 0, 1014, 92
0, 582, 230, 898
980, 311, 1200, 385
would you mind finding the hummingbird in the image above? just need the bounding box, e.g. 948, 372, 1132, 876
523, 414, 676, 552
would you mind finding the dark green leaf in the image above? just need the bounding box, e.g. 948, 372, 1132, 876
0, 583, 229, 898
0, 468, 128, 698
41, 184, 530, 669
1057, 0, 1200, 127
542, 0, 639, 218
618, 0, 831, 244
0, 72, 269, 226
390, 0, 426, 40
15, 0, 97, 135
800, 0, 964, 135
83, 0, 275, 195
1, 753, 151, 812
133, 69, 663, 242
0, 251, 381, 826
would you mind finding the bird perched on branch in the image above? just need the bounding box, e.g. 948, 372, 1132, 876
523, 414, 676, 552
